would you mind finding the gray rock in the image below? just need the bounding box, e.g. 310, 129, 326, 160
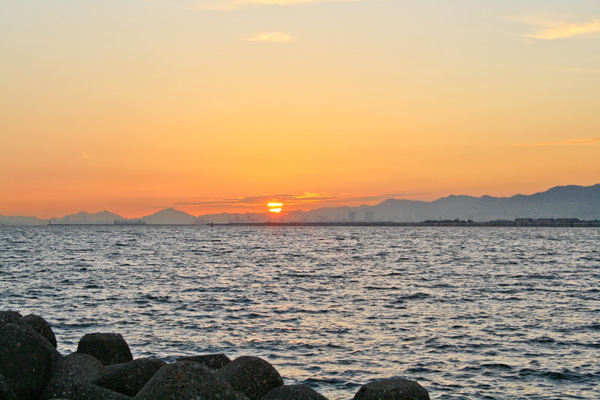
176, 353, 232, 369
0, 311, 22, 324
263, 384, 329, 399
134, 361, 247, 400
0, 374, 18, 400
49, 352, 106, 382
218, 356, 284, 400
0, 323, 61, 400
23, 314, 58, 348
77, 333, 133, 365
42, 380, 133, 400
353, 378, 430, 400
93, 358, 166, 396
40, 352, 106, 399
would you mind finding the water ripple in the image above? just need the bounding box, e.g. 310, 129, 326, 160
1, 226, 599, 400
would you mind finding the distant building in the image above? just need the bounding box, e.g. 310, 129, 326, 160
364, 211, 374, 223
114, 220, 146, 225
555, 218, 580, 223
348, 211, 356, 222
535, 218, 555, 225
489, 219, 513, 225
229, 214, 243, 223
515, 218, 533, 224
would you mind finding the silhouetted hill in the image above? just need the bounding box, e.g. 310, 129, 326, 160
286, 184, 600, 222
0, 215, 47, 226
141, 208, 198, 225
1, 184, 598, 225
50, 211, 125, 224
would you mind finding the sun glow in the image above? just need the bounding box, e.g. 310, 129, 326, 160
268, 202, 283, 213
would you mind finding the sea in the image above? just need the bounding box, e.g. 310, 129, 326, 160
1, 225, 599, 399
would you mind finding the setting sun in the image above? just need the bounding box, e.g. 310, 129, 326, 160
0, 0, 598, 220
268, 202, 283, 213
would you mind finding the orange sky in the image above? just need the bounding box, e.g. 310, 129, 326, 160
1, 0, 599, 218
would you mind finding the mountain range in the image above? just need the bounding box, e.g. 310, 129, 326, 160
1, 184, 599, 225
288, 184, 600, 223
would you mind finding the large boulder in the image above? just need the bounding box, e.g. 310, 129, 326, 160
42, 380, 133, 400
263, 384, 329, 399
218, 356, 284, 400
0, 310, 23, 324
353, 378, 430, 400
176, 353, 231, 369
77, 333, 133, 365
23, 314, 58, 348
0, 323, 61, 400
93, 358, 166, 396
0, 374, 17, 400
134, 361, 247, 400
56, 352, 105, 381
40, 352, 106, 399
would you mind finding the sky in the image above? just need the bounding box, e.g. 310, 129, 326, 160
1, 0, 599, 218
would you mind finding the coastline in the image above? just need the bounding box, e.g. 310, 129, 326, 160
0, 311, 430, 400
36, 220, 600, 227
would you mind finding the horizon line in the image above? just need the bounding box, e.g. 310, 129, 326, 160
1, 182, 598, 220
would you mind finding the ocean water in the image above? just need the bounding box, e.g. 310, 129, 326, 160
1, 226, 599, 399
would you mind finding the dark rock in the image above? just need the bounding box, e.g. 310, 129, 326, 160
134, 361, 247, 400
0, 323, 61, 400
93, 358, 166, 396
0, 374, 18, 400
176, 353, 231, 369
23, 314, 58, 348
353, 377, 430, 400
42, 380, 133, 400
77, 333, 133, 365
0, 311, 22, 324
40, 352, 106, 399
263, 384, 329, 399
49, 352, 106, 383
218, 356, 284, 400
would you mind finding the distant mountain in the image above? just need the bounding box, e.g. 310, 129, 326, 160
141, 208, 198, 225
1, 184, 598, 225
0, 215, 47, 226
50, 211, 125, 225
286, 184, 600, 222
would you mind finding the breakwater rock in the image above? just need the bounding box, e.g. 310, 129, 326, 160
0, 311, 430, 400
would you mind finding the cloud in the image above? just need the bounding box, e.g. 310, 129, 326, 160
176, 192, 427, 210
244, 31, 297, 43
515, 16, 600, 40
517, 138, 600, 147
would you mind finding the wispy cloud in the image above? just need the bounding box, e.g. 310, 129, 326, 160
244, 31, 297, 43
515, 16, 600, 40
186, 0, 357, 11
517, 138, 600, 147
176, 192, 426, 210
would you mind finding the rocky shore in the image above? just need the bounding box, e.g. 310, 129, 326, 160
0, 311, 430, 400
